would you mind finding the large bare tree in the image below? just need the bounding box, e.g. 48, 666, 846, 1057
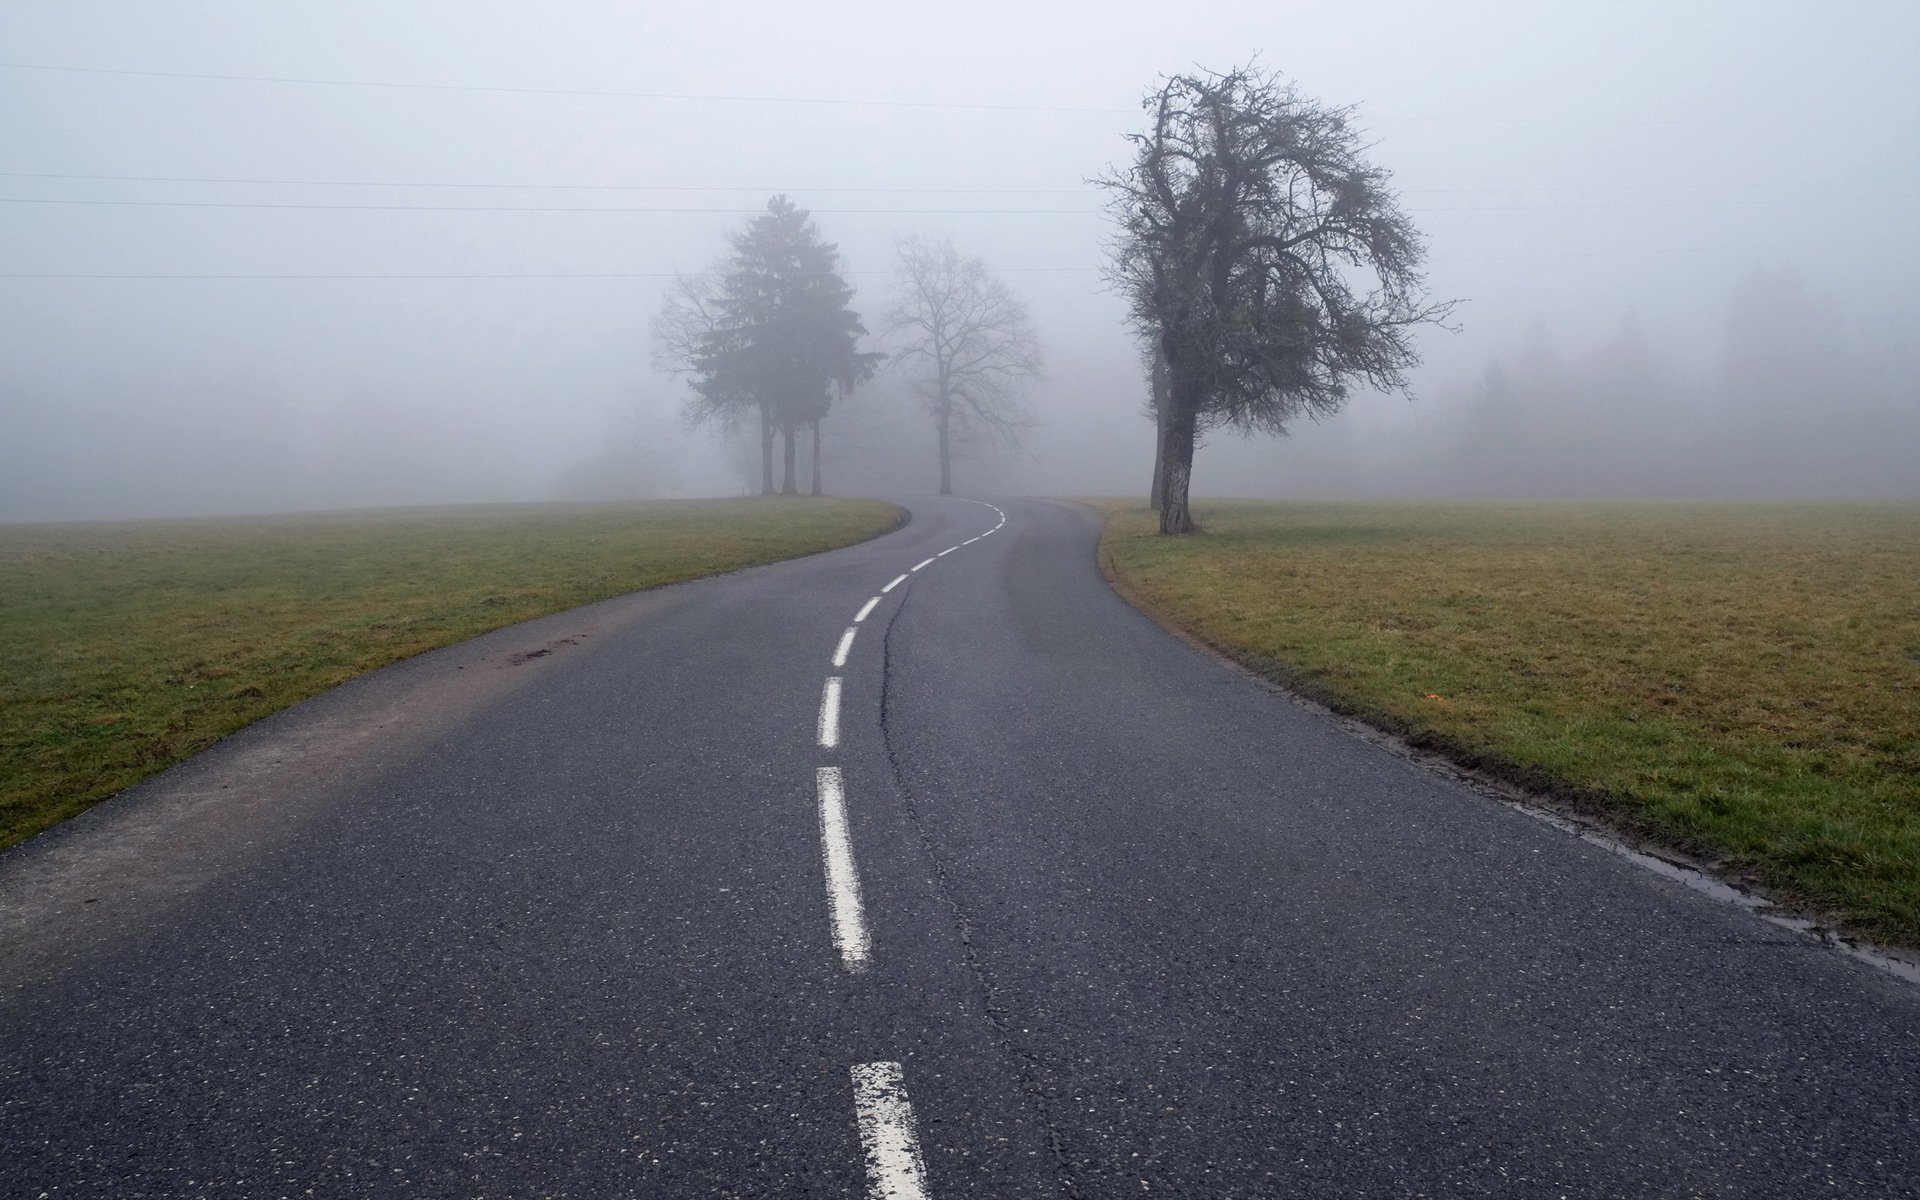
884, 235, 1042, 496
1098, 65, 1454, 533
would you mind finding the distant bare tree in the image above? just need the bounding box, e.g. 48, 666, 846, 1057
1097, 64, 1455, 533
884, 235, 1042, 495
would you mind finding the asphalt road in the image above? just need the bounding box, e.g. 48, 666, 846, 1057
4, 496, 1918, 1199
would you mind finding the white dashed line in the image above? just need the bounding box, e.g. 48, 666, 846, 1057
809, 499, 1012, 1193
850, 1062, 931, 1199
818, 676, 842, 749
817, 768, 871, 972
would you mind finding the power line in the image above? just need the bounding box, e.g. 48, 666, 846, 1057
0, 170, 1090, 195
1405, 183, 1832, 194
1, 237, 1891, 283
0, 193, 1873, 217
0, 196, 1094, 215
0, 267, 1102, 280
1418, 197, 1870, 213
5, 60, 1908, 129
0, 61, 1126, 115
0, 170, 1855, 200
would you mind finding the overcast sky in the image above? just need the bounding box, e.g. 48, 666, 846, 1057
4, 1, 1916, 518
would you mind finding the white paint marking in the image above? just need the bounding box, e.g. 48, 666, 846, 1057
882, 574, 908, 593
962, 537, 980, 545
911, 557, 936, 572
854, 596, 880, 623
937, 547, 957, 557
816, 768, 871, 971
832, 626, 858, 668
818, 676, 842, 749
850, 1062, 930, 1199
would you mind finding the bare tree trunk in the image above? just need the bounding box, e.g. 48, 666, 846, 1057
781, 418, 798, 494
1158, 405, 1198, 535
810, 418, 823, 496
936, 399, 953, 496
1148, 430, 1167, 511
1148, 343, 1170, 511
759, 406, 775, 495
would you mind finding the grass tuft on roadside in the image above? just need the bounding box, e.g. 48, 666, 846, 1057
1097, 499, 1920, 947
0, 497, 901, 851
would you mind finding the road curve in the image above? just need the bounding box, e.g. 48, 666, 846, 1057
3, 496, 1917, 1198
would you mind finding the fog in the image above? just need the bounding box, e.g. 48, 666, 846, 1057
3, 1, 1917, 521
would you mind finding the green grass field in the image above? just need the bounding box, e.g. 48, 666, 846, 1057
1098, 500, 1920, 947
0, 497, 901, 851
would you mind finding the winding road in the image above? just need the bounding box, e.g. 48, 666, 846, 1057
4, 496, 1918, 1198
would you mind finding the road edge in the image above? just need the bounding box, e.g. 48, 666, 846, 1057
2, 498, 912, 859
1079, 499, 1920, 987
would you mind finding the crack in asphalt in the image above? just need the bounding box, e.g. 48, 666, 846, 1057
875, 567, 1084, 1200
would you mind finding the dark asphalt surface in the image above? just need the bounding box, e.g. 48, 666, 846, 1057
4, 496, 1918, 1198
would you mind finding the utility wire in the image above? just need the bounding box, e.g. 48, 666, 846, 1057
1416, 197, 1868, 213
0, 196, 1092, 214
5, 60, 1908, 128
0, 194, 1870, 215
0, 170, 1858, 201
0, 170, 1090, 195
1, 239, 1888, 282
0, 61, 1126, 114
0, 267, 1102, 280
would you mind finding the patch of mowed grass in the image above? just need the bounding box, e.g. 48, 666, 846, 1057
0, 498, 901, 850
1098, 500, 1920, 946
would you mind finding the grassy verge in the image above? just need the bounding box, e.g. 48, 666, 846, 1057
0, 497, 901, 850
1097, 499, 1920, 947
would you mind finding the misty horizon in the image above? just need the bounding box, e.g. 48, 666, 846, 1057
4, 2, 1917, 521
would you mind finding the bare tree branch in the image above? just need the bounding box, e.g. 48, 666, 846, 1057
1093, 63, 1458, 532
883, 235, 1044, 495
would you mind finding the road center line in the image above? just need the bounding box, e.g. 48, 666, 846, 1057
962, 537, 980, 545
816, 768, 872, 972
850, 1062, 931, 1199
854, 596, 880, 623
832, 626, 858, 668
911, 557, 936, 572
818, 676, 842, 749
936, 547, 956, 556
882, 574, 908, 593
